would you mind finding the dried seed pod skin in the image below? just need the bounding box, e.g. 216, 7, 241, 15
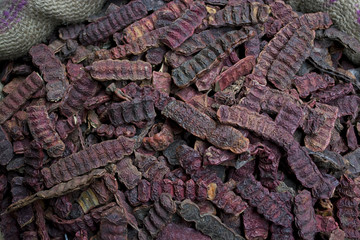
60, 63, 98, 118
0, 127, 14, 166
294, 73, 334, 98
58, 23, 85, 40
172, 29, 255, 88
311, 83, 354, 103
87, 60, 152, 81
304, 103, 338, 152
294, 190, 317, 240
243, 208, 269, 240
0, 72, 43, 124
179, 200, 245, 240
27, 105, 65, 158
160, 2, 207, 49
208, 3, 270, 27
157, 223, 211, 240
79, 0, 148, 45
29, 44, 67, 102
143, 123, 174, 151
41, 137, 135, 188
99, 206, 127, 240
328, 95, 360, 118
116, 158, 142, 189
108, 97, 156, 126
123, 0, 193, 43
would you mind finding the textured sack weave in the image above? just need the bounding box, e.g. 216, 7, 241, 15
0, 0, 106, 60
287, 0, 360, 64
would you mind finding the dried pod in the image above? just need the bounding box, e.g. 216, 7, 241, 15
344, 148, 360, 177
0, 72, 43, 124
294, 190, 317, 240
0, 126, 14, 166
33, 201, 50, 240
162, 100, 249, 153
157, 223, 211, 240
274, 101, 304, 135
29, 44, 67, 102
294, 73, 335, 98
214, 55, 256, 91
133, 152, 170, 181
311, 83, 355, 103
160, 2, 207, 49
315, 215, 338, 234
172, 29, 255, 88
58, 23, 85, 40
111, 27, 168, 58
41, 137, 134, 188
208, 2, 270, 27
179, 199, 244, 240
27, 105, 65, 158
243, 208, 269, 240
116, 157, 142, 189
203, 146, 236, 166
86, 60, 152, 81
328, 95, 360, 118
304, 103, 338, 152
143, 123, 174, 151
60, 62, 98, 118
145, 47, 167, 65
269, 0, 298, 24
108, 97, 156, 126
122, 0, 193, 43
336, 197, 360, 239
174, 28, 230, 56
99, 206, 127, 240
165, 50, 193, 68
79, 0, 148, 45
11, 177, 34, 228
152, 71, 171, 95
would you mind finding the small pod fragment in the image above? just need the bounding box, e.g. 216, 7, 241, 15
294, 190, 317, 240
172, 29, 255, 88
294, 73, 335, 98
86, 60, 152, 81
243, 208, 269, 240
41, 137, 135, 188
29, 44, 67, 102
116, 158, 142, 189
27, 104, 65, 158
143, 123, 174, 151
160, 2, 207, 49
79, 0, 148, 45
99, 206, 128, 240
108, 96, 156, 127
0, 72, 43, 124
0, 126, 14, 166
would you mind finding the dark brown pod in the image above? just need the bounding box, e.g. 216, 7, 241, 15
27, 104, 65, 158
160, 2, 207, 49
41, 137, 135, 188
208, 2, 270, 27
86, 60, 152, 81
29, 44, 67, 102
0, 72, 43, 124
108, 96, 156, 127
172, 29, 255, 88
79, 0, 148, 45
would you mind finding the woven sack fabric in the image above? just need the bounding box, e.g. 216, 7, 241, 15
0, 0, 105, 60
287, 0, 360, 64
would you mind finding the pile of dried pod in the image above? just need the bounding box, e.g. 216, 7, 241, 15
0, 0, 360, 239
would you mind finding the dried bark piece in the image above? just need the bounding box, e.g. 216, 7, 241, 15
6, 168, 109, 213
160, 2, 207, 49
99, 206, 127, 240
162, 100, 249, 153
215, 55, 255, 91
208, 2, 270, 27
60, 62, 98, 118
157, 223, 211, 240
41, 137, 134, 188
0, 72, 43, 124
86, 60, 152, 81
111, 27, 168, 58
174, 28, 230, 56
294, 190, 317, 240
122, 0, 193, 43
172, 29, 255, 88
108, 97, 156, 127
116, 157, 142, 189
0, 126, 14, 166
179, 199, 245, 240
79, 0, 148, 45
27, 105, 65, 158
143, 123, 174, 151
29, 44, 67, 102
304, 103, 338, 152
294, 73, 335, 98
243, 208, 269, 240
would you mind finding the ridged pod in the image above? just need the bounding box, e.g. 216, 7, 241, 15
41, 137, 135, 188
294, 190, 317, 240
86, 60, 152, 81
79, 0, 148, 45
172, 29, 255, 88
0, 72, 43, 124
27, 104, 65, 158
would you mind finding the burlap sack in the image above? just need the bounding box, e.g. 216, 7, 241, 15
0, 0, 105, 60
287, 0, 360, 64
